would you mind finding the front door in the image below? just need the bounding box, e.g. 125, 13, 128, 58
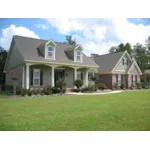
55, 69, 65, 85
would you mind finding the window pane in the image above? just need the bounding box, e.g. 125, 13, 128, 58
48, 46, 53, 52
34, 79, 40, 86
34, 71, 40, 78
77, 55, 80, 60
77, 50, 81, 55
48, 51, 53, 57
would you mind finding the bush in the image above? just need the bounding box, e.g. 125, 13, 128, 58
71, 88, 80, 92
56, 78, 66, 89
51, 87, 60, 94
28, 90, 33, 96
20, 88, 27, 96
73, 79, 83, 89
141, 82, 147, 89
5, 85, 13, 92
62, 88, 66, 93
120, 83, 125, 89
96, 83, 107, 90
136, 83, 142, 89
16, 87, 22, 95
130, 84, 136, 90
113, 83, 120, 90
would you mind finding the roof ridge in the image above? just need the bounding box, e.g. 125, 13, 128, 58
95, 51, 124, 58
14, 35, 75, 46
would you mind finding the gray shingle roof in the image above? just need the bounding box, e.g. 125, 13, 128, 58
94, 51, 125, 73
14, 35, 98, 67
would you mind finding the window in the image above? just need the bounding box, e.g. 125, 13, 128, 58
77, 71, 81, 80
33, 69, 40, 86
116, 74, 121, 86
47, 45, 54, 57
75, 50, 82, 62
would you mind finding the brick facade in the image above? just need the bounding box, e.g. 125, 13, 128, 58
98, 74, 113, 89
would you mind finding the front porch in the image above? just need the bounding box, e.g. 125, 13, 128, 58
23, 63, 89, 89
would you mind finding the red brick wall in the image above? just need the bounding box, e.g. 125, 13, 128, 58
98, 74, 113, 89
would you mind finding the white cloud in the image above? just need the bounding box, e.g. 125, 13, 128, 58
0, 24, 39, 49
36, 24, 49, 30
45, 18, 150, 55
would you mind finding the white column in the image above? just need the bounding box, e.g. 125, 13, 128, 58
51, 66, 55, 87
84, 69, 88, 86
22, 64, 24, 88
74, 68, 77, 81
26, 64, 30, 89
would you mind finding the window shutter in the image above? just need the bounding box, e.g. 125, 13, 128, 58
40, 70, 43, 86
116, 74, 118, 83
131, 75, 133, 83
135, 75, 137, 83
30, 70, 33, 86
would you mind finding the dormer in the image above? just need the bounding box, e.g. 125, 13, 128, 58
74, 45, 83, 63
44, 40, 56, 59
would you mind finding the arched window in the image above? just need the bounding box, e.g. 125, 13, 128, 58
47, 45, 54, 57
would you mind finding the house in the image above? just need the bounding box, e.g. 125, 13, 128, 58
92, 51, 142, 89
4, 35, 98, 90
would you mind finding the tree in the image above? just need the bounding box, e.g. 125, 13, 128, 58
0, 46, 7, 87
132, 43, 149, 72
109, 46, 117, 53
64, 35, 76, 45
109, 42, 132, 55
90, 53, 99, 57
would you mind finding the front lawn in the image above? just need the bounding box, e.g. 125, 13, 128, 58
0, 91, 150, 131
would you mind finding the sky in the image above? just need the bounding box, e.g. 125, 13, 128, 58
0, 18, 150, 55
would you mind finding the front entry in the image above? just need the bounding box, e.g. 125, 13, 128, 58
55, 69, 65, 85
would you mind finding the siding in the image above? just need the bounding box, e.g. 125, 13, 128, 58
6, 41, 24, 69
113, 54, 131, 73
5, 64, 23, 87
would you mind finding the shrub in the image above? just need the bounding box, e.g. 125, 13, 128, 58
28, 90, 33, 96
113, 83, 120, 90
62, 88, 66, 93
96, 83, 107, 90
51, 87, 60, 94
16, 87, 22, 95
120, 83, 125, 89
130, 84, 136, 90
73, 79, 83, 89
71, 88, 80, 92
136, 83, 142, 89
141, 82, 147, 89
20, 88, 27, 96
56, 78, 66, 89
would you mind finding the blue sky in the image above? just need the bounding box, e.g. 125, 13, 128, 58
0, 18, 150, 55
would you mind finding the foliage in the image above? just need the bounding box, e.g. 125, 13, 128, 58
28, 90, 33, 96
120, 83, 125, 89
16, 87, 22, 95
109, 43, 132, 55
73, 79, 83, 89
71, 88, 80, 92
20, 88, 27, 96
113, 83, 120, 90
56, 78, 66, 89
136, 83, 142, 89
64, 35, 76, 45
0, 46, 7, 86
95, 83, 107, 90
90, 53, 99, 57
132, 43, 149, 72
140, 82, 149, 89
51, 87, 60, 94
81, 85, 97, 93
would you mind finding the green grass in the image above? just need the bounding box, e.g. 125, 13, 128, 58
0, 91, 12, 98
0, 91, 150, 131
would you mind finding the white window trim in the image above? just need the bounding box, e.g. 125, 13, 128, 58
33, 69, 40, 86
74, 50, 83, 62
45, 45, 56, 60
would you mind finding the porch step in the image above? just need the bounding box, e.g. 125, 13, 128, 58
66, 88, 73, 93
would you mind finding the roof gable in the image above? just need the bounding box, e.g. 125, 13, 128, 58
94, 51, 125, 73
